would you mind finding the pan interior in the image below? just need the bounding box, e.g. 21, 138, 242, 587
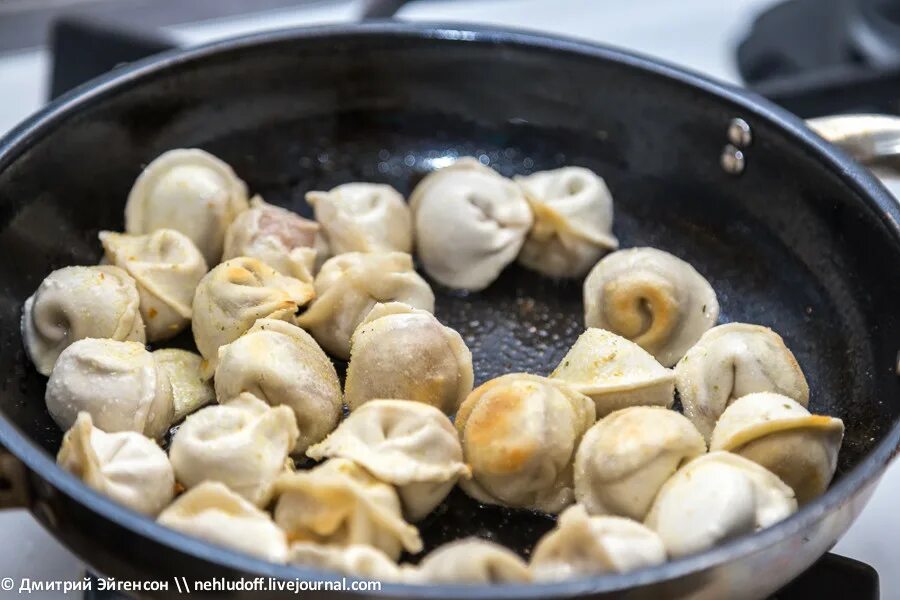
0, 30, 898, 562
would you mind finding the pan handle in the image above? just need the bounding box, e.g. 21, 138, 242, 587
806, 114, 900, 174
0, 443, 29, 509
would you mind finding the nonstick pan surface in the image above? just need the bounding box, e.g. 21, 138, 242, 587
0, 22, 898, 599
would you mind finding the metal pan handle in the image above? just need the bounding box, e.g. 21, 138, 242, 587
807, 114, 900, 175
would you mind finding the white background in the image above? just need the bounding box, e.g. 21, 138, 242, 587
0, 0, 896, 597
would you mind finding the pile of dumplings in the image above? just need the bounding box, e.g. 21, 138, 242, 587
22, 148, 845, 585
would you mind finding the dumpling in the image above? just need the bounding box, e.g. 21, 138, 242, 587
306, 399, 471, 521
296, 252, 434, 360
405, 538, 530, 584
550, 328, 675, 417
57, 412, 174, 516
410, 158, 533, 291
169, 393, 299, 506
675, 323, 810, 440
306, 182, 412, 256
515, 166, 618, 278
22, 265, 145, 376
574, 406, 706, 520
214, 319, 342, 453
223, 196, 320, 281
125, 148, 250, 264
152, 349, 214, 422
272, 458, 423, 561
345, 302, 473, 415
99, 229, 207, 342
289, 542, 402, 581
710, 392, 843, 504
158, 481, 288, 562
192, 257, 315, 377
583, 247, 718, 367
455, 373, 596, 513
644, 451, 797, 558
46, 339, 173, 439
529, 505, 666, 581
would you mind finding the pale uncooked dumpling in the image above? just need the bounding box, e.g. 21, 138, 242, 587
345, 303, 473, 415
583, 247, 718, 367
550, 328, 675, 417
152, 349, 214, 422
125, 148, 250, 264
456, 373, 596, 513
46, 339, 173, 439
529, 505, 666, 581
169, 393, 299, 506
644, 451, 797, 558
675, 323, 810, 440
192, 257, 315, 377
214, 319, 342, 453
405, 538, 530, 584
22, 265, 145, 376
515, 166, 618, 278
574, 406, 706, 520
296, 251, 434, 360
710, 392, 843, 504
306, 399, 470, 521
410, 158, 533, 291
158, 481, 288, 563
289, 542, 402, 581
57, 412, 174, 516
306, 182, 412, 256
99, 229, 207, 342
272, 458, 423, 561
222, 196, 320, 281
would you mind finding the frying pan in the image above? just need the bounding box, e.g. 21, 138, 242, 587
0, 21, 898, 600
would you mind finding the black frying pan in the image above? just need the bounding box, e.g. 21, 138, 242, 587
0, 22, 898, 600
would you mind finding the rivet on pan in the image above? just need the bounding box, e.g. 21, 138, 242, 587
728, 118, 753, 147
720, 144, 745, 175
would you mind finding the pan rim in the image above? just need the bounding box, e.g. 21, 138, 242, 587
0, 20, 898, 597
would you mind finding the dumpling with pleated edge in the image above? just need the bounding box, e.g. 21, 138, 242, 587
22, 265, 145, 376
710, 392, 843, 504
288, 542, 403, 581
151, 348, 214, 422
403, 538, 530, 584
306, 399, 470, 521
57, 412, 174, 516
125, 148, 250, 264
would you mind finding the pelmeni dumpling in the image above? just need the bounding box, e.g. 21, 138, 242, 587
99, 229, 207, 342
675, 323, 810, 440
125, 148, 249, 264
169, 394, 299, 506
550, 328, 675, 418
46, 339, 173, 439
515, 167, 618, 278
273, 458, 423, 561
296, 252, 434, 360
456, 373, 595, 513
223, 196, 320, 281
583, 247, 718, 367
345, 303, 473, 415
57, 412, 174, 516
405, 538, 530, 584
152, 349, 214, 422
710, 393, 843, 504
22, 265, 145, 376
410, 158, 533, 291
158, 481, 288, 562
529, 505, 666, 581
574, 406, 706, 520
306, 183, 412, 256
192, 257, 315, 376
214, 319, 342, 453
306, 399, 470, 521
645, 451, 797, 558
289, 542, 403, 581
